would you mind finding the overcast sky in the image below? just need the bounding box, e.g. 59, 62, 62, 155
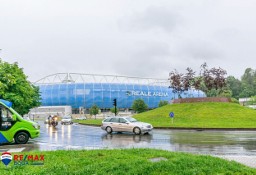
0, 0, 255, 82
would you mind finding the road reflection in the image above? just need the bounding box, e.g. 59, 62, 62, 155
164, 130, 256, 155
101, 133, 153, 148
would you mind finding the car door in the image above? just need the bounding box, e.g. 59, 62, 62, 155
109, 117, 120, 132
118, 118, 130, 132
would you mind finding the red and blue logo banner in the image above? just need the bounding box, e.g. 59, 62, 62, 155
1, 152, 12, 166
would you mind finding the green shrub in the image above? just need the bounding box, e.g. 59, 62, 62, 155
89, 104, 100, 119
158, 100, 169, 107
231, 98, 239, 104
110, 107, 119, 115
132, 99, 148, 113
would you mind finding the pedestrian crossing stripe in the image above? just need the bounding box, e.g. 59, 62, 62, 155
0, 147, 25, 153
7, 148, 25, 153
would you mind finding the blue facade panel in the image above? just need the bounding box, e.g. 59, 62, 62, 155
38, 83, 205, 109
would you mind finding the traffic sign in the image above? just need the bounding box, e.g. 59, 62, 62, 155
169, 112, 174, 118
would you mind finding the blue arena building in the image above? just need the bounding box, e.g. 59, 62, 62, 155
35, 73, 205, 109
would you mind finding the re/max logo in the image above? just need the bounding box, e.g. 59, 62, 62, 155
13, 154, 45, 166
14, 155, 44, 161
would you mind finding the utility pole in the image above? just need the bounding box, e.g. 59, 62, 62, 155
113, 98, 117, 116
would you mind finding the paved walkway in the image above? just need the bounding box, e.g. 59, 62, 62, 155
216, 155, 256, 168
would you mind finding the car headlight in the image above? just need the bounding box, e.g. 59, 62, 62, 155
146, 125, 152, 128
32, 123, 40, 129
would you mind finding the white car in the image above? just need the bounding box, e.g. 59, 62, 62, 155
77, 116, 87, 120
61, 116, 73, 125
101, 116, 153, 135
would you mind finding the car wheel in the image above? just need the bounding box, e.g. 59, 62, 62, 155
106, 126, 113, 134
133, 127, 141, 135
14, 132, 29, 144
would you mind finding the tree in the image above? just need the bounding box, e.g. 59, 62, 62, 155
169, 68, 195, 98
247, 96, 256, 105
169, 69, 184, 98
169, 63, 228, 98
132, 99, 148, 113
183, 67, 195, 91
193, 76, 204, 97
210, 67, 227, 91
89, 104, 100, 119
200, 63, 228, 97
158, 100, 169, 107
226, 76, 241, 99
0, 59, 41, 115
110, 107, 119, 115
200, 63, 215, 95
218, 88, 232, 98
240, 68, 256, 97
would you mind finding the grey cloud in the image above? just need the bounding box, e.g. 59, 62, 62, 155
113, 42, 171, 78
176, 40, 223, 61
1, 0, 256, 82
118, 6, 181, 33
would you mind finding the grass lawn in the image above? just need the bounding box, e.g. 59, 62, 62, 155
1, 149, 255, 175
73, 119, 102, 125
133, 102, 256, 128
76, 102, 256, 128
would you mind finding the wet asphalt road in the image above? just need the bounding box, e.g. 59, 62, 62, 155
1, 121, 256, 156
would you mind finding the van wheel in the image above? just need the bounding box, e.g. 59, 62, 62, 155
106, 126, 112, 134
14, 132, 29, 144
133, 127, 141, 135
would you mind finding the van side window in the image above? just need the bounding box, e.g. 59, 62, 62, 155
1, 107, 13, 122
0, 106, 15, 131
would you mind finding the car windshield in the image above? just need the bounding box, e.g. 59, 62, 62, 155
125, 117, 137, 122
103, 118, 112, 122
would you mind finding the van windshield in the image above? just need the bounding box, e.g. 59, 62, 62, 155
23, 117, 31, 121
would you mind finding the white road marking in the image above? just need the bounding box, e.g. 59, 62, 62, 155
7, 147, 25, 153
0, 149, 8, 153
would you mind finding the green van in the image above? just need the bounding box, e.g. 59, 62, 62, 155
0, 99, 40, 144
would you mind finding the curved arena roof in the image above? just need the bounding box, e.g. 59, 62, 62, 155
35, 73, 169, 86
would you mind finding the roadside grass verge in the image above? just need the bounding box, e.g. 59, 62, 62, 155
1, 149, 255, 175
73, 119, 102, 125
134, 102, 256, 128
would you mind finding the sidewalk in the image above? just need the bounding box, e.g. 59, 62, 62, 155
215, 155, 256, 168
